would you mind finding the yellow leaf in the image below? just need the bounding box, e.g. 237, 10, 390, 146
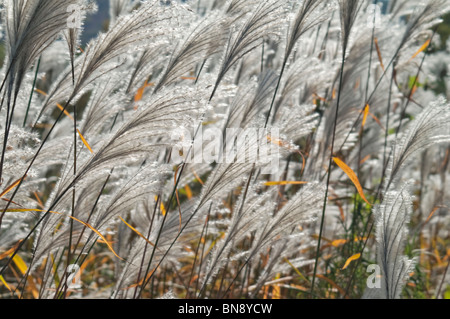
11, 253, 28, 275
35, 89, 93, 151
119, 216, 156, 248
34, 88, 48, 96
264, 181, 308, 186
272, 273, 281, 299
0, 275, 11, 292
333, 157, 371, 206
444, 287, 450, 299
342, 253, 361, 270
185, 185, 192, 200
56, 103, 74, 121
77, 129, 94, 154
331, 239, 347, 247
362, 104, 370, 128
284, 258, 309, 283
409, 39, 431, 61
154, 195, 166, 216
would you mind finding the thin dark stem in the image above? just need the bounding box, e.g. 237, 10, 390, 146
23, 57, 41, 127
310, 50, 346, 297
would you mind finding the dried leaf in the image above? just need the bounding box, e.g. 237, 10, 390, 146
77, 129, 94, 154
264, 181, 308, 186
333, 157, 371, 205
342, 253, 361, 270
119, 216, 155, 247
409, 39, 430, 61
374, 37, 385, 71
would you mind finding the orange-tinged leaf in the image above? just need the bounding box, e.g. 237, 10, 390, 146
185, 185, 192, 200
331, 239, 347, 247
374, 37, 385, 71
0, 240, 23, 260
180, 76, 197, 80
35, 88, 73, 120
264, 181, 308, 186
342, 253, 361, 270
134, 85, 145, 103
7, 208, 123, 260
119, 216, 156, 248
134, 80, 154, 109
34, 88, 47, 96
357, 107, 384, 130
77, 129, 94, 154
369, 112, 384, 130
410, 39, 431, 61
312, 93, 327, 102
425, 206, 439, 224
191, 169, 204, 185
362, 104, 370, 128
134, 81, 147, 103
125, 268, 156, 289
56, 103, 74, 121
263, 285, 269, 299
0, 176, 26, 199
360, 155, 371, 165
33, 191, 44, 208
333, 157, 371, 206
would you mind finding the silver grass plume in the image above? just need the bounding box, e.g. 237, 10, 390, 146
363, 182, 415, 299
36, 0, 185, 121
338, 0, 364, 53
213, 0, 284, 97
202, 187, 276, 288
56, 86, 207, 201
227, 70, 278, 129
31, 86, 207, 268
109, 0, 139, 25
112, 201, 205, 298
63, 1, 96, 85
385, 98, 450, 190
284, 0, 328, 61
250, 182, 325, 254
3, 0, 83, 97
153, 10, 229, 93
